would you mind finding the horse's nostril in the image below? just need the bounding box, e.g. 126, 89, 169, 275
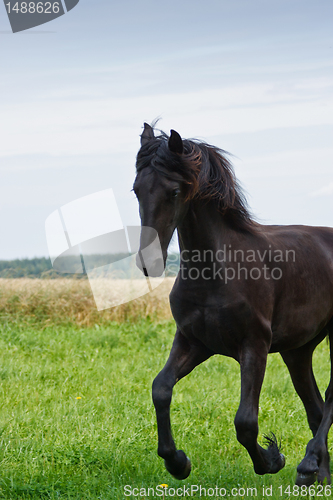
143, 267, 149, 277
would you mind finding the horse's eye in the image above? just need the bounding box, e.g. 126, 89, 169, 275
171, 189, 180, 198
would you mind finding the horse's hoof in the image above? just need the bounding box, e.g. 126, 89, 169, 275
172, 457, 191, 480
165, 456, 191, 480
296, 472, 317, 486
280, 453, 286, 469
318, 473, 331, 485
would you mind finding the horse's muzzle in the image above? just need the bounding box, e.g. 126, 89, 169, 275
136, 252, 165, 278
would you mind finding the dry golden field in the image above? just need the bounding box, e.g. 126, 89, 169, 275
0, 277, 175, 325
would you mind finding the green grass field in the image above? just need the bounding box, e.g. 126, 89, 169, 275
0, 316, 331, 499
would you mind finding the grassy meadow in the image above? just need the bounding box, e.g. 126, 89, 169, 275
0, 279, 331, 499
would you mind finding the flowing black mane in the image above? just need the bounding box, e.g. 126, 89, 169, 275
136, 128, 256, 233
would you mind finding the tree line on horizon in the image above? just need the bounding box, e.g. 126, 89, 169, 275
0, 255, 180, 278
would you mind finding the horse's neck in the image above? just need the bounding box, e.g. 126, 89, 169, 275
177, 200, 234, 255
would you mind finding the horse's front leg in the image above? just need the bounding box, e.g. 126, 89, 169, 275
234, 340, 285, 475
152, 329, 212, 479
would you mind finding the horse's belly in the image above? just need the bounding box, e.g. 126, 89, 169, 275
270, 320, 330, 352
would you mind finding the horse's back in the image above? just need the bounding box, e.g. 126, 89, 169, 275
262, 225, 333, 351
171, 224, 333, 354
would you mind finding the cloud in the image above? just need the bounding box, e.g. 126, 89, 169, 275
1, 80, 333, 160
310, 182, 333, 198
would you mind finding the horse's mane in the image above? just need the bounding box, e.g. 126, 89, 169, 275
136, 128, 256, 233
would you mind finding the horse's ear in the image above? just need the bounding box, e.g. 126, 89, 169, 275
168, 130, 183, 154
141, 123, 155, 146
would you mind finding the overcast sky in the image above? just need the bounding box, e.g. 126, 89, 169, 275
0, 0, 332, 259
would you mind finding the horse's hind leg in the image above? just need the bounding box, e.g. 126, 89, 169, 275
296, 330, 333, 485
152, 329, 213, 480
281, 341, 330, 485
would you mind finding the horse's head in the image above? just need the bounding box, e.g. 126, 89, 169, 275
133, 123, 195, 277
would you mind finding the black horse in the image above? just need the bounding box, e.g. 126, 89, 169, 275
133, 123, 333, 485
